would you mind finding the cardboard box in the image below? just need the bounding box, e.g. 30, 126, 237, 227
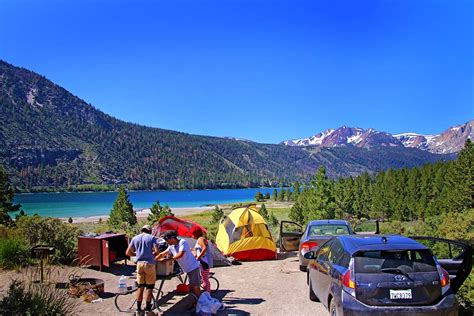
156, 259, 174, 276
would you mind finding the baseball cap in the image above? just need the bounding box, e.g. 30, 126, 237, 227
141, 224, 152, 233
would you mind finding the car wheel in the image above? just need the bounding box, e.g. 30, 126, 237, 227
309, 278, 319, 302
329, 299, 337, 316
299, 265, 307, 272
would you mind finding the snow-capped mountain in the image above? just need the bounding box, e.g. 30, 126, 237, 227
394, 120, 473, 154
282, 120, 473, 154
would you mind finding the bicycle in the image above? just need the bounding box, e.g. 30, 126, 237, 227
114, 272, 220, 313
177, 271, 220, 293
114, 276, 162, 313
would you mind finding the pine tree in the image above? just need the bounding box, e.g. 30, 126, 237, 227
0, 166, 21, 226
269, 211, 279, 227
255, 191, 264, 202
293, 181, 301, 201
147, 200, 173, 224
264, 192, 270, 200
278, 188, 285, 202
211, 205, 224, 224
108, 187, 137, 229
272, 189, 278, 201
333, 178, 346, 219
445, 140, 474, 212
260, 203, 269, 221
304, 166, 335, 222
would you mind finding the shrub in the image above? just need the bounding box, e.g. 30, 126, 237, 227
0, 236, 30, 270
16, 215, 81, 264
0, 280, 78, 315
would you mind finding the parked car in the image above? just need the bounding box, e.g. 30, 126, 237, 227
279, 219, 378, 271
304, 235, 472, 316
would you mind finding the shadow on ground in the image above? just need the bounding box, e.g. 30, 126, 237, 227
158, 289, 262, 315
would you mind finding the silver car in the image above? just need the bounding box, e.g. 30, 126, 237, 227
280, 219, 378, 271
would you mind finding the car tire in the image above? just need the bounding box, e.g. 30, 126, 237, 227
299, 265, 307, 272
329, 299, 337, 316
309, 279, 319, 302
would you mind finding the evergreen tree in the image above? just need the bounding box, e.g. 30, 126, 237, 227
278, 188, 285, 202
0, 166, 21, 226
268, 211, 279, 228
260, 203, 269, 221
272, 189, 278, 201
147, 200, 173, 224
304, 166, 335, 222
255, 191, 264, 202
371, 171, 388, 219
445, 140, 474, 212
264, 192, 270, 200
211, 205, 224, 224
108, 187, 137, 229
293, 181, 301, 201
333, 178, 346, 219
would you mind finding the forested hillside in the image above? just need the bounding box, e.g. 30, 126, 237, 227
290, 140, 473, 226
0, 60, 454, 191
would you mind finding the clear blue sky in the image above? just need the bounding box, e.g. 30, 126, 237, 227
1, 0, 472, 143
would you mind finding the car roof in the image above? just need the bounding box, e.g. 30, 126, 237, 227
336, 235, 429, 255
307, 220, 350, 226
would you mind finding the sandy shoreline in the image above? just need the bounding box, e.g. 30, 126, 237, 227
63, 206, 213, 223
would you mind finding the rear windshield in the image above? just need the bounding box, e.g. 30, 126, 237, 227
354, 250, 437, 273
308, 224, 350, 236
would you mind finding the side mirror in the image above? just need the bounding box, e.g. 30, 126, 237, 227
304, 251, 316, 260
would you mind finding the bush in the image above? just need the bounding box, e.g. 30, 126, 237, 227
16, 215, 81, 264
0, 236, 30, 270
0, 279, 78, 315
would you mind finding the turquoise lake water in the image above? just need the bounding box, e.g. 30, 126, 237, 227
13, 188, 276, 218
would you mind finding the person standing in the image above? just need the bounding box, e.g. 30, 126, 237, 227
156, 230, 201, 299
125, 225, 159, 313
191, 226, 213, 293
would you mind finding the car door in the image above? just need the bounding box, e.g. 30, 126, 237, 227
279, 220, 303, 252
312, 239, 334, 303
410, 236, 472, 293
353, 219, 380, 234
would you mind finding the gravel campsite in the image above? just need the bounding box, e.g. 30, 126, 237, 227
0, 251, 328, 316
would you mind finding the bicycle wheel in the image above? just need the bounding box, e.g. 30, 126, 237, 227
209, 276, 220, 293
115, 289, 158, 313
114, 291, 138, 313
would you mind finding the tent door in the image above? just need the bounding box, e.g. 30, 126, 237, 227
410, 236, 472, 293
279, 221, 303, 252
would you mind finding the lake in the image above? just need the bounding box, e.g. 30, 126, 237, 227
13, 188, 276, 218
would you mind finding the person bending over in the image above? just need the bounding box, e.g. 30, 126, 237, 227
156, 230, 202, 298
125, 225, 159, 313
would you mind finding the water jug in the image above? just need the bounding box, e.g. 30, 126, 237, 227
118, 275, 127, 293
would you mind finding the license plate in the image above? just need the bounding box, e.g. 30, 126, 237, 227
390, 289, 412, 300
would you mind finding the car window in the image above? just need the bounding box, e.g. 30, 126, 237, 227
354, 250, 437, 273
317, 240, 333, 261
328, 239, 347, 266
308, 224, 350, 236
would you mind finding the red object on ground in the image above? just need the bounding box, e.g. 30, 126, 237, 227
231, 248, 277, 261
152, 216, 207, 238
176, 283, 190, 294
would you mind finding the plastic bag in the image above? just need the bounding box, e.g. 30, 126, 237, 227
196, 291, 224, 315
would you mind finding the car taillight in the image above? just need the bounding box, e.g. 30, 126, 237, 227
341, 270, 355, 289
440, 268, 449, 287
301, 241, 318, 252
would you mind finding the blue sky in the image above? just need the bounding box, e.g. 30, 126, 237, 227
1, 0, 472, 143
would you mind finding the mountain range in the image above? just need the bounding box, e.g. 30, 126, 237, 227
281, 121, 473, 154
0, 60, 461, 191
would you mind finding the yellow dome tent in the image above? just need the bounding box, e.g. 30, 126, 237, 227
215, 204, 277, 261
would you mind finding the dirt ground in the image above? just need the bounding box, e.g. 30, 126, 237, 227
0, 251, 328, 315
